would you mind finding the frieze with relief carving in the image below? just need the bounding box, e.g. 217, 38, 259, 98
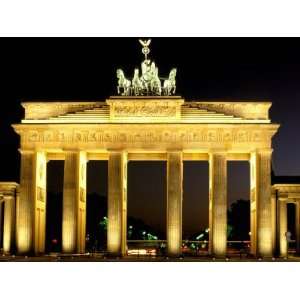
107, 99, 183, 119
18, 125, 277, 150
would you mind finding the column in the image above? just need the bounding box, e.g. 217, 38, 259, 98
209, 153, 227, 257
17, 151, 35, 254
3, 196, 16, 253
0, 202, 3, 249
167, 152, 183, 257
17, 151, 47, 255
250, 168, 257, 256
295, 202, 300, 254
250, 150, 273, 257
62, 151, 87, 254
34, 152, 47, 254
271, 189, 277, 255
278, 200, 287, 257
107, 151, 127, 256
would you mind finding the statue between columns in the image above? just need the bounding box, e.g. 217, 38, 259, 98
116, 39, 177, 96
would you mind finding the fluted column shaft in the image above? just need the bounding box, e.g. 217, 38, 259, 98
271, 190, 277, 256
167, 152, 183, 257
209, 153, 227, 257
34, 152, 47, 254
0, 202, 3, 249
251, 150, 273, 257
278, 200, 287, 257
17, 151, 47, 255
107, 151, 127, 256
62, 151, 87, 254
17, 151, 35, 254
3, 196, 15, 253
250, 153, 257, 255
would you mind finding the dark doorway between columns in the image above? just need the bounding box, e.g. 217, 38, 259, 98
183, 161, 209, 256
127, 161, 166, 256
227, 161, 250, 256
86, 161, 108, 253
287, 203, 296, 253
46, 161, 64, 253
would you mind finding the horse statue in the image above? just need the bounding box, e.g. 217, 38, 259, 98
163, 68, 177, 95
116, 69, 131, 96
132, 68, 143, 95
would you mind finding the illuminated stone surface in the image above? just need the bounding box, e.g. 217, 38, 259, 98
273, 184, 300, 257
278, 200, 287, 257
107, 152, 127, 256
62, 151, 87, 254
209, 153, 227, 257
252, 150, 273, 257
0, 182, 18, 253
17, 152, 35, 254
34, 151, 47, 254
0, 203, 2, 247
167, 152, 183, 256
8, 96, 282, 257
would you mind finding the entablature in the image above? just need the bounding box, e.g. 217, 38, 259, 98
273, 184, 300, 202
13, 123, 279, 152
0, 182, 19, 201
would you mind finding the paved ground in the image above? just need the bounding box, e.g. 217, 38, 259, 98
0, 253, 299, 262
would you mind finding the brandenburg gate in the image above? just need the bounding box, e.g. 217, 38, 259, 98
2, 39, 294, 259
11, 96, 279, 258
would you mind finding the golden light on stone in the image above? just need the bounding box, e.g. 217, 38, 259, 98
167, 152, 183, 256
107, 152, 127, 256
9, 96, 281, 258
273, 184, 300, 257
0, 183, 18, 254
62, 151, 87, 254
209, 153, 227, 257
252, 150, 273, 257
33, 151, 47, 254
3, 195, 15, 253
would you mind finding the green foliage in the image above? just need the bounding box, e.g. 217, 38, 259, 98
99, 216, 107, 230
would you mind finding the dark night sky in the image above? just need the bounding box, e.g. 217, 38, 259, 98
0, 38, 300, 237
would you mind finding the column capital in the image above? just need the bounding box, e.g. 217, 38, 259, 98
63, 149, 85, 154
107, 149, 128, 154
19, 149, 35, 155
251, 148, 273, 156
209, 151, 228, 157
166, 149, 183, 153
